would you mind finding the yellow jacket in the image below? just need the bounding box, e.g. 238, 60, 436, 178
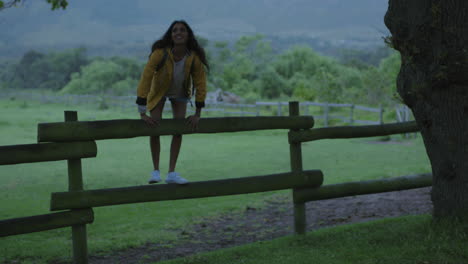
136, 47, 207, 111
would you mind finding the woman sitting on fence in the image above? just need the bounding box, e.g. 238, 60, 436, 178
136, 20, 209, 185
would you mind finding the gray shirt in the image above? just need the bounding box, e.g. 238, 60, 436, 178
165, 55, 187, 98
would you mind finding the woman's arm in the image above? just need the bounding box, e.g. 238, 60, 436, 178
136, 49, 163, 114
191, 56, 207, 108
186, 56, 206, 130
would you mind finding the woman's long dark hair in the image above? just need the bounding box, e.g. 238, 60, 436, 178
150, 20, 209, 71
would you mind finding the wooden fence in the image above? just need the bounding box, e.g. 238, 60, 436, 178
286, 112, 427, 233
0, 102, 425, 264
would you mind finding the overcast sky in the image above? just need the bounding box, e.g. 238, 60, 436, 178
1, 0, 389, 55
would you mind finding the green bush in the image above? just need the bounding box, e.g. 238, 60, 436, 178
8, 48, 88, 90
60, 59, 140, 95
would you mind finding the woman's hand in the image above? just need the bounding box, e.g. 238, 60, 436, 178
140, 113, 159, 127
186, 114, 200, 131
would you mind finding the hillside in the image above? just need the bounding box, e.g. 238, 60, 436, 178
0, 0, 389, 58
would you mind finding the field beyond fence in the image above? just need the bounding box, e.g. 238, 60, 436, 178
1, 89, 414, 128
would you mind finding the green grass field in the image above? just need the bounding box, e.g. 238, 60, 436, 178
157, 215, 468, 264
0, 98, 431, 263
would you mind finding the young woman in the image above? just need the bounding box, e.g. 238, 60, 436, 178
136, 20, 209, 184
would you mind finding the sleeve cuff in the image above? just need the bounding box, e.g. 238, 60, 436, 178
136, 97, 147, 105
195, 101, 205, 108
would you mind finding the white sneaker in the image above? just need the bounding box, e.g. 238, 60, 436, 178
148, 170, 161, 184
166, 172, 188, 185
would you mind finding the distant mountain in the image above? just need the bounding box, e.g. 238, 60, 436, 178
0, 0, 390, 58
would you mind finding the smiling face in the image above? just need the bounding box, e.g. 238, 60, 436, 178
171, 23, 189, 46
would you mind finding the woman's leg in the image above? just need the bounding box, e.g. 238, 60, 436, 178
149, 99, 166, 170
168, 100, 187, 172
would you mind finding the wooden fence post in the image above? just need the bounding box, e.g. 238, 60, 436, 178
350, 104, 355, 125
289, 102, 306, 234
277, 102, 282, 116
65, 111, 89, 264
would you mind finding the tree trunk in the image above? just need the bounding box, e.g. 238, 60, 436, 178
385, 0, 468, 219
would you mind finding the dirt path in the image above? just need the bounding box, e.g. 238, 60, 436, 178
80, 187, 432, 264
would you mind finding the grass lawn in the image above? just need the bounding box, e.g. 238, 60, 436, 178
0, 98, 430, 263
157, 215, 468, 264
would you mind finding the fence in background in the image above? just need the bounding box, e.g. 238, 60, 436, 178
0, 90, 414, 127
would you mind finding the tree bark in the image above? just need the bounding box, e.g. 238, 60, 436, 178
385, 0, 468, 219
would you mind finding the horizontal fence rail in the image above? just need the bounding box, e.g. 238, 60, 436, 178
38, 116, 314, 142
289, 121, 419, 143
354, 105, 382, 112
293, 173, 432, 204
51, 170, 323, 211
0, 142, 97, 165
0, 209, 94, 237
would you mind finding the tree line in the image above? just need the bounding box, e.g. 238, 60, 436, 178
0, 34, 401, 106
